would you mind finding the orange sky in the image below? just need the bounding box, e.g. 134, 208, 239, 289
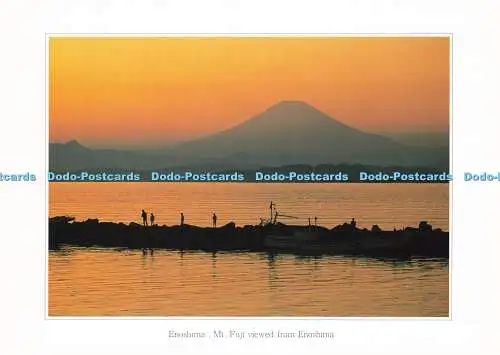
49, 37, 449, 148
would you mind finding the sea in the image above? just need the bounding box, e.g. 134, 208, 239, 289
48, 182, 449, 316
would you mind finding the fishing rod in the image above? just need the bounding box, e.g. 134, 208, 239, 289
277, 213, 299, 219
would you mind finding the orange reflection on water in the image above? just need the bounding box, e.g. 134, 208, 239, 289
49, 183, 449, 316
49, 249, 448, 316
49, 182, 449, 230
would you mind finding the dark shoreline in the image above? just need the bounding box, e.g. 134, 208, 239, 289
49, 217, 449, 258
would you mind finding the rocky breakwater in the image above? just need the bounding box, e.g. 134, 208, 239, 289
49, 217, 449, 258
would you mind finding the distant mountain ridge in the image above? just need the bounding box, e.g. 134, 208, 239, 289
49, 140, 181, 171
49, 101, 449, 171
164, 100, 447, 167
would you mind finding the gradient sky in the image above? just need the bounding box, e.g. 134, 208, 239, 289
49, 37, 449, 149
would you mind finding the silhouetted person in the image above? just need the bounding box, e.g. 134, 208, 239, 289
350, 218, 356, 228
141, 209, 147, 226
181, 212, 185, 226
212, 213, 217, 228
273, 210, 278, 224
314, 216, 318, 226
308, 218, 311, 227
150, 213, 155, 226
269, 201, 273, 220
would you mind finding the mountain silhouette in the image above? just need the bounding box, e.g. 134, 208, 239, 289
49, 140, 181, 171
49, 101, 448, 171
167, 101, 447, 167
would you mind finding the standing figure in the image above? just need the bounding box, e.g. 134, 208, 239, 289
141, 209, 148, 226
181, 212, 185, 226
212, 213, 217, 228
314, 216, 318, 226
150, 213, 155, 226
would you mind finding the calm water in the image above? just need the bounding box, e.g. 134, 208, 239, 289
49, 249, 448, 316
49, 183, 449, 230
49, 183, 449, 316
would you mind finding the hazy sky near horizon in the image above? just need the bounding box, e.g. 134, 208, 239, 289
49, 37, 449, 148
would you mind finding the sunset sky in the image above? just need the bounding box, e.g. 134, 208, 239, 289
49, 37, 449, 149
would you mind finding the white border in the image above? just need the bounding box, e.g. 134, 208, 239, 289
3, 0, 500, 353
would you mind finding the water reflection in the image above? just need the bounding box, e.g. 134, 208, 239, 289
266, 252, 277, 288
49, 248, 449, 317
49, 183, 449, 230
211, 251, 217, 279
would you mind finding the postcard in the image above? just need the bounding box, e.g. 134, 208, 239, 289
48, 36, 449, 317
